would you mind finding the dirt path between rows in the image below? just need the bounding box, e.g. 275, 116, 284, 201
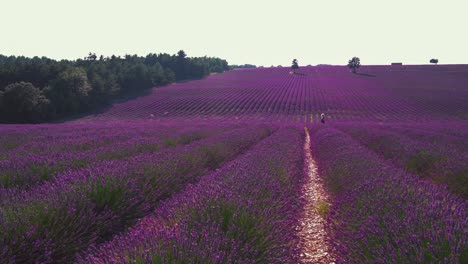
294, 127, 335, 263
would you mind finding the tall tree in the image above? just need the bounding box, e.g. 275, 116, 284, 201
291, 59, 299, 70
348, 57, 361, 73
86, 52, 97, 61
177, 50, 187, 60
46, 67, 91, 114
176, 50, 188, 79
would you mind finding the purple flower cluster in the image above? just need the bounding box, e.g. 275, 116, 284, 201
79, 127, 304, 263
310, 127, 467, 263
0, 123, 273, 262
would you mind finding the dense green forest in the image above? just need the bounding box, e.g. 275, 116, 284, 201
0, 51, 228, 123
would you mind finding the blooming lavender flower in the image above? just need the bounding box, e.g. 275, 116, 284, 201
79, 127, 304, 263
0, 122, 240, 189
0, 124, 272, 262
311, 127, 467, 263
335, 122, 468, 198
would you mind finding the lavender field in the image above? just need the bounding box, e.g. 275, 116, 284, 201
1, 65, 467, 263
91, 65, 468, 122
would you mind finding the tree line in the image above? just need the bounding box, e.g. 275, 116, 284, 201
229, 64, 257, 69
0, 51, 228, 123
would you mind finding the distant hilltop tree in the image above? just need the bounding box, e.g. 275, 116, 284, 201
291, 59, 299, 70
430, 58, 439, 65
348, 57, 361, 73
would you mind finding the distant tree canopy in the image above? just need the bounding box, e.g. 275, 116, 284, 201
291, 59, 299, 70
0, 82, 50, 123
0, 51, 229, 123
430, 58, 439, 64
229, 64, 257, 69
348, 57, 361, 73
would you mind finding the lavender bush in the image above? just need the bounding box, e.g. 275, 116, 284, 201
0, 125, 272, 262
311, 127, 467, 263
335, 122, 468, 198
80, 127, 304, 263
0, 122, 238, 189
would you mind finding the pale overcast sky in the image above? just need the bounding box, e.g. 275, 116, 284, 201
1, 0, 467, 66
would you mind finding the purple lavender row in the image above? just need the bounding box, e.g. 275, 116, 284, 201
310, 127, 467, 263
0, 123, 166, 167
377, 122, 468, 152
335, 122, 468, 198
0, 123, 115, 151
0, 123, 247, 205
0, 121, 186, 156
0, 122, 215, 160
0, 121, 243, 156
0, 125, 274, 263
0, 123, 239, 189
0, 123, 269, 204
336, 121, 468, 151
80, 127, 304, 263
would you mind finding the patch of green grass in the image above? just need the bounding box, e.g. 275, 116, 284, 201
87, 179, 126, 212
134, 143, 160, 153
0, 172, 15, 188
268, 163, 291, 186
188, 200, 269, 258
446, 168, 468, 199
179, 134, 199, 144
70, 142, 96, 151
367, 136, 401, 159
326, 165, 349, 194
200, 144, 227, 170
316, 201, 330, 218
72, 159, 89, 169
0, 199, 97, 261
163, 138, 178, 147
30, 164, 58, 181
460, 247, 468, 264
130, 244, 210, 264
0, 164, 59, 188
1, 201, 55, 236
98, 149, 132, 161
98, 143, 160, 161
405, 150, 444, 176
0, 138, 24, 151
